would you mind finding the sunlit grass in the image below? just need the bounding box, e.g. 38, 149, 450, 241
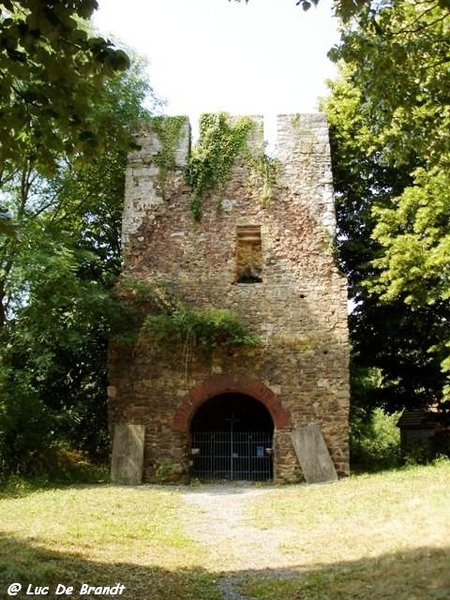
0, 485, 219, 600
247, 461, 449, 564
239, 461, 450, 599
1, 486, 199, 565
1, 462, 449, 600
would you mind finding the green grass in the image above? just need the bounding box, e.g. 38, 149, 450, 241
0, 463, 449, 600
249, 462, 449, 562
0, 486, 220, 600
236, 549, 450, 600
238, 460, 450, 599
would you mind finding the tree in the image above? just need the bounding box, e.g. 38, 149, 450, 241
0, 0, 130, 180
231, 0, 450, 20
0, 56, 155, 477
0, 2, 158, 478
323, 0, 450, 410
323, 71, 447, 414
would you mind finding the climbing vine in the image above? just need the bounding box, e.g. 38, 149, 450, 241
149, 112, 281, 217
151, 115, 187, 197
247, 149, 280, 206
184, 113, 254, 220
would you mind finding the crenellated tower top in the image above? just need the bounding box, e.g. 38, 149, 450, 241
122, 113, 336, 254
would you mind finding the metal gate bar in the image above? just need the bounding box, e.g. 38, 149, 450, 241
191, 431, 273, 481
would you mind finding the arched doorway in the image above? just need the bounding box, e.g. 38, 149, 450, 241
190, 392, 274, 481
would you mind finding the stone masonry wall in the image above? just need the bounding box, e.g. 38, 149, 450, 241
108, 113, 350, 483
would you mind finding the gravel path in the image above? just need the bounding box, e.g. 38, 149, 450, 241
180, 482, 303, 598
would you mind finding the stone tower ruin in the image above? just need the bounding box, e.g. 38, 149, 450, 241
108, 113, 350, 484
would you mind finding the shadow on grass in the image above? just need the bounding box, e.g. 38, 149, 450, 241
0, 535, 221, 600
0, 470, 110, 500
232, 546, 450, 600
0, 535, 449, 600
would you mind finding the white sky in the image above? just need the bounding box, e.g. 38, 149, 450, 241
93, 0, 340, 131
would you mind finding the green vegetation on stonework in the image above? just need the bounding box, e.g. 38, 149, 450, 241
151, 115, 188, 197
150, 112, 280, 218
142, 302, 261, 353
246, 149, 280, 206
184, 113, 254, 220
114, 276, 261, 353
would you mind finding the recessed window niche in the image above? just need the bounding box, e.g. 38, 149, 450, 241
236, 225, 263, 283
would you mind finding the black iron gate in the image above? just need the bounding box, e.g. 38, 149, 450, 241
191, 431, 273, 481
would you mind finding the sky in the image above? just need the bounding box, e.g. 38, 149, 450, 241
93, 0, 340, 138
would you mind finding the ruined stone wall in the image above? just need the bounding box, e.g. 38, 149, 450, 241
108, 113, 350, 483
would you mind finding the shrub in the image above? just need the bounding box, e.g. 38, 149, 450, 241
403, 431, 450, 466
351, 407, 402, 471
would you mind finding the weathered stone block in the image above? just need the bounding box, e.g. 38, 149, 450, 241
290, 424, 338, 483
111, 423, 145, 485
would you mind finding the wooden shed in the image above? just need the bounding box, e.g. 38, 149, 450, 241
397, 408, 450, 449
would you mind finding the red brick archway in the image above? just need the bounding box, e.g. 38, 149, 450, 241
172, 374, 291, 433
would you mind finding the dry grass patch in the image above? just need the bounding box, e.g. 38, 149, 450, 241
238, 461, 450, 599
0, 485, 220, 600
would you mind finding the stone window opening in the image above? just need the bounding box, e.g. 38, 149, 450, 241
236, 225, 263, 284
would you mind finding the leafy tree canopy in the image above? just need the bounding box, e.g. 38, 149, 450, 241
0, 0, 130, 179
0, 0, 156, 476
0, 57, 154, 476
323, 0, 450, 407
231, 0, 450, 21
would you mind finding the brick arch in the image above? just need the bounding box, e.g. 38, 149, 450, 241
172, 374, 291, 433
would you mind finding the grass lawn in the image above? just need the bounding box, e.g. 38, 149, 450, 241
0, 462, 449, 599
238, 460, 450, 599
0, 486, 220, 600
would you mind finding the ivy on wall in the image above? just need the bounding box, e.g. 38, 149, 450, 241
151, 115, 188, 198
184, 113, 254, 220
149, 112, 281, 219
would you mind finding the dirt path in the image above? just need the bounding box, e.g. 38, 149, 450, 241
180, 482, 303, 598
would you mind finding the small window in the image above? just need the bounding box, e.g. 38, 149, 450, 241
236, 225, 263, 283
